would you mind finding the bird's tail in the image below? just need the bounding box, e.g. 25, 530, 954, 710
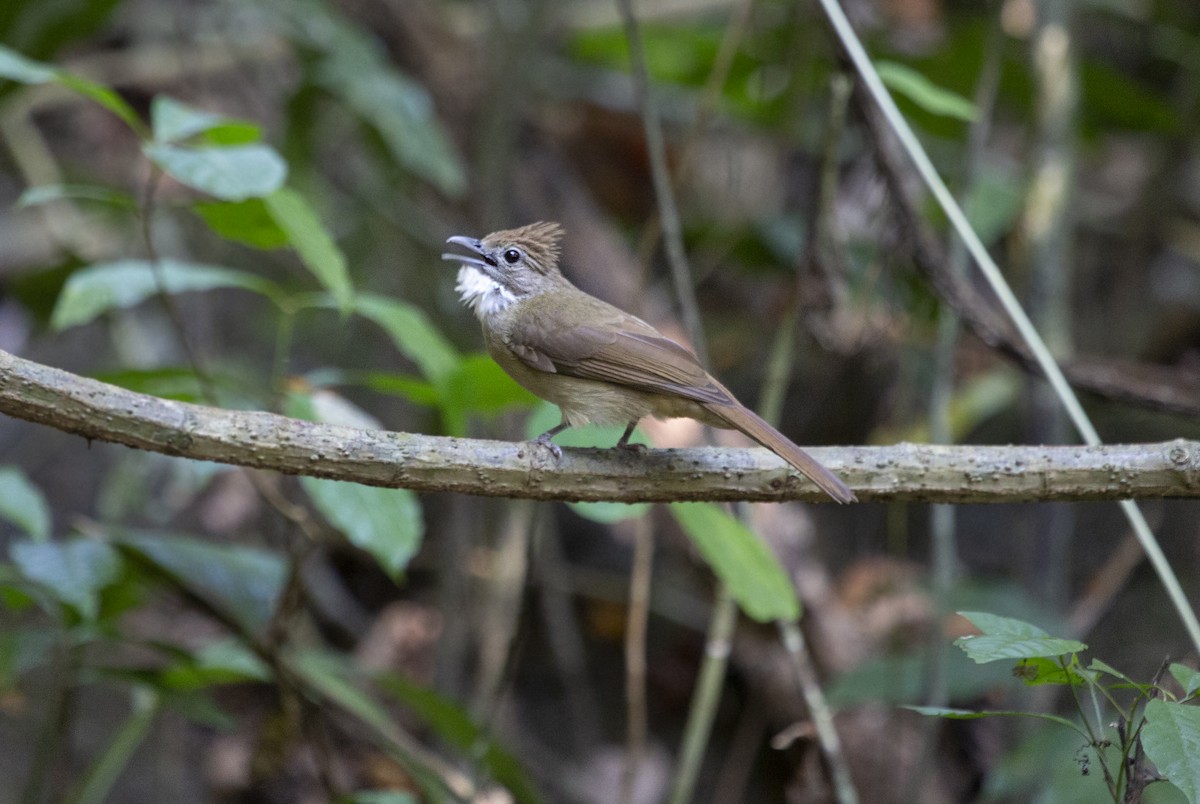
704, 402, 856, 503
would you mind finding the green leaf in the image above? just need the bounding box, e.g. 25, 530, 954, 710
55, 73, 143, 131
523, 402, 649, 523
17, 183, 135, 209
875, 60, 977, 122
115, 532, 285, 636
51, 259, 280, 330
193, 198, 289, 249
68, 687, 160, 804
264, 188, 353, 312
353, 293, 461, 384
159, 639, 271, 690
1143, 699, 1200, 803
93, 367, 210, 402
10, 539, 122, 620
1171, 663, 1200, 699
313, 50, 465, 196
1011, 656, 1089, 687
0, 46, 141, 132
357, 372, 440, 407
378, 673, 541, 804
445, 354, 539, 417
903, 706, 1083, 733
0, 466, 51, 540
0, 45, 57, 83
953, 612, 1086, 663
300, 478, 423, 582
670, 502, 799, 622
1088, 658, 1152, 693
202, 122, 263, 146
265, 0, 464, 195
143, 142, 287, 201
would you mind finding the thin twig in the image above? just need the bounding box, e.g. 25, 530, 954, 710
779, 621, 859, 804
621, 514, 655, 804
668, 586, 738, 804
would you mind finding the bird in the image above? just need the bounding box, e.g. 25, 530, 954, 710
441, 221, 856, 503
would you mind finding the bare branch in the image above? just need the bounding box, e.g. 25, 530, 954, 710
1, 348, 1197, 503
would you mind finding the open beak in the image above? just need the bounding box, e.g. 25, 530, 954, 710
441, 235, 491, 270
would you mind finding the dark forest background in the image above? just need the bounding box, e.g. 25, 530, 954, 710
1, 0, 1199, 802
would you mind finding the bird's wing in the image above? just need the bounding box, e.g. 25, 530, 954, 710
508, 307, 733, 406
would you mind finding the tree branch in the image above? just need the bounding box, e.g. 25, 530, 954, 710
1, 348, 1197, 503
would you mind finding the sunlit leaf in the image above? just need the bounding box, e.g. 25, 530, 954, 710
10, 539, 122, 621
876, 60, 977, 122
115, 532, 285, 636
0, 466, 51, 541
1011, 656, 1090, 687
954, 612, 1086, 663
144, 142, 287, 201
51, 259, 280, 330
1143, 699, 1200, 803
264, 187, 353, 313
193, 198, 289, 249
670, 502, 799, 622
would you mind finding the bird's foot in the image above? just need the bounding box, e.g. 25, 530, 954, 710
615, 441, 648, 455
533, 433, 563, 460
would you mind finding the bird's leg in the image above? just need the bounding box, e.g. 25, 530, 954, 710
614, 420, 646, 453
533, 420, 569, 459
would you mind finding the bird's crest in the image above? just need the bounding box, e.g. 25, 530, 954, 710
482, 221, 565, 274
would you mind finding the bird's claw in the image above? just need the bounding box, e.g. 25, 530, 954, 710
616, 441, 648, 454
533, 434, 563, 460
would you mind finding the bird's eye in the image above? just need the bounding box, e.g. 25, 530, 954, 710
503, 249, 521, 264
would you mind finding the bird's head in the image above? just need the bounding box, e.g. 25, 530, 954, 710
442, 221, 566, 318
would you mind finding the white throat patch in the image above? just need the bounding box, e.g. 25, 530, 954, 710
455, 266, 517, 318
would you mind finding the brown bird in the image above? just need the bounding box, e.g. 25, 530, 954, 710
442, 221, 855, 503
